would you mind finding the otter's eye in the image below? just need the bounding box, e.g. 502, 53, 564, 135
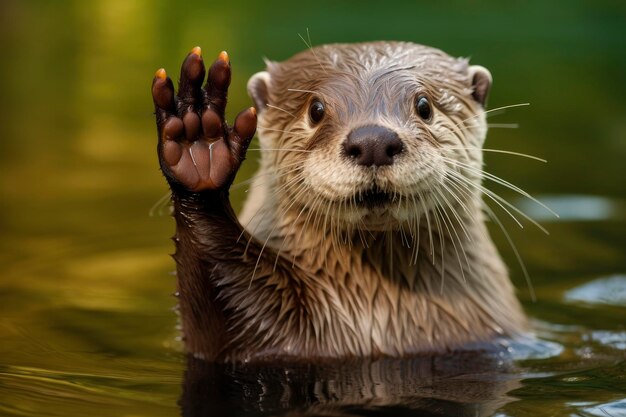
415, 96, 432, 121
309, 100, 325, 124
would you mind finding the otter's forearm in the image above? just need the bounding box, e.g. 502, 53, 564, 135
171, 189, 282, 359
172, 191, 243, 257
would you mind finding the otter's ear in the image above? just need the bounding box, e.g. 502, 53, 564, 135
247, 71, 271, 113
468, 65, 492, 107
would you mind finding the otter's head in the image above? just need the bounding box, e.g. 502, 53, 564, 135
248, 42, 492, 232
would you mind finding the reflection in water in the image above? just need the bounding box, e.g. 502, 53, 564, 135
583, 331, 626, 351
180, 350, 522, 417
579, 399, 626, 417
564, 275, 626, 307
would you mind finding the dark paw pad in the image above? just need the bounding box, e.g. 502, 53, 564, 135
152, 48, 257, 192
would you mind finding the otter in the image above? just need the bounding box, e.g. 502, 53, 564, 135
150, 42, 527, 362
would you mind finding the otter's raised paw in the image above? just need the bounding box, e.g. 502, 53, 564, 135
151, 48, 256, 192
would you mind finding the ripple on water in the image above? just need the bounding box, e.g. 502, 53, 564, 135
579, 399, 626, 417
583, 331, 626, 351
504, 336, 565, 361
564, 275, 626, 307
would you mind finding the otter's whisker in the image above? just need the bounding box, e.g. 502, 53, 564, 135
455, 103, 530, 130
292, 199, 314, 267
338, 196, 347, 246
257, 176, 306, 271
256, 126, 301, 135
446, 167, 550, 235
149, 191, 172, 217
434, 189, 472, 280
231, 164, 303, 191
445, 168, 525, 229
433, 198, 464, 283
437, 175, 475, 241
449, 161, 559, 223
483, 203, 536, 302
442, 156, 558, 219
479, 186, 549, 235
249, 177, 311, 284
418, 190, 434, 259
231, 177, 255, 190
430, 195, 446, 290
236, 163, 306, 193
446, 147, 547, 163
240, 170, 306, 251
266, 104, 296, 118
399, 221, 410, 249
410, 194, 421, 265
321, 194, 336, 271
287, 88, 321, 95
298, 28, 329, 76
487, 123, 519, 129
295, 192, 327, 266
388, 229, 394, 277
443, 178, 492, 244
236, 162, 306, 242
273, 183, 318, 272
248, 148, 314, 153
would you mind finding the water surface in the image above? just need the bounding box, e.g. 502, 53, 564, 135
1, 1, 625, 416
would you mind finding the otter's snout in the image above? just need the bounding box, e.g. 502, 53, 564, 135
343, 125, 403, 167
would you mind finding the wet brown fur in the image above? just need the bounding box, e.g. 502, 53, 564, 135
172, 42, 527, 362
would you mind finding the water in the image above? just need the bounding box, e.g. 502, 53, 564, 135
1, 1, 625, 416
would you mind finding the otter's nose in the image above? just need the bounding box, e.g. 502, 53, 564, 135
343, 125, 403, 167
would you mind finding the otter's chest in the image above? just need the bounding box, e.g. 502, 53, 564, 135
252, 261, 469, 358
228, 246, 500, 360
313, 266, 436, 356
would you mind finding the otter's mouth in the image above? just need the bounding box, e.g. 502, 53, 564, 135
355, 188, 393, 208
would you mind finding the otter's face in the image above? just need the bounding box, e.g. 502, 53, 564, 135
248, 42, 492, 232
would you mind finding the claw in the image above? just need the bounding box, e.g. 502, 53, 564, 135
218, 50, 229, 64
233, 107, 258, 141
205, 51, 232, 114
181, 50, 205, 84
152, 70, 175, 111
155, 68, 167, 79
231, 107, 257, 153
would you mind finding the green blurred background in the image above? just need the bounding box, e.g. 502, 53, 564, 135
0, 1, 625, 416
